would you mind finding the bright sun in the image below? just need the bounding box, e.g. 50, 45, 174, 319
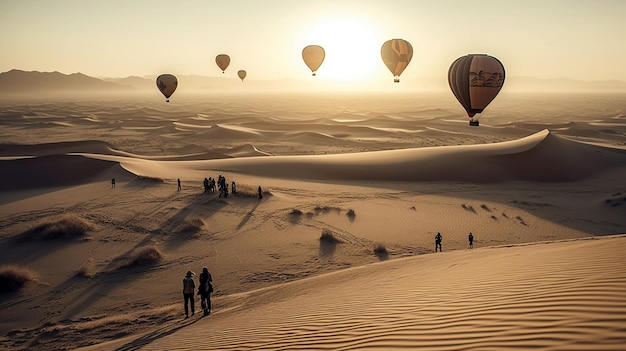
304, 17, 383, 83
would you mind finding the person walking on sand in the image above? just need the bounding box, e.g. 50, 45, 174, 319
111, 178, 115, 188
177, 178, 181, 191
198, 267, 213, 316
469, 232, 474, 249
435, 232, 442, 252
258, 186, 263, 199
182, 270, 196, 318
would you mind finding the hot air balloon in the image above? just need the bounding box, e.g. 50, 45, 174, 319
237, 70, 247, 82
448, 54, 505, 126
156, 74, 178, 102
302, 45, 325, 76
381, 39, 413, 83
215, 54, 230, 73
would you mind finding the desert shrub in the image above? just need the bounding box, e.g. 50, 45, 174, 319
373, 243, 388, 259
20, 214, 92, 241
346, 209, 356, 218
320, 229, 341, 243
0, 265, 37, 292
461, 204, 476, 213
180, 215, 205, 233
124, 245, 162, 267
137, 176, 163, 183
234, 184, 270, 198
76, 258, 95, 278
290, 209, 303, 216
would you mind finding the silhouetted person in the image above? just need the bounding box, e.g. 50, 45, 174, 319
435, 232, 442, 252
111, 178, 115, 188
203, 178, 209, 193
177, 178, 181, 191
469, 232, 474, 249
258, 186, 263, 199
182, 270, 195, 318
198, 267, 213, 316
231, 181, 236, 195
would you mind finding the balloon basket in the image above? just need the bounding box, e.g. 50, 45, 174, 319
469, 120, 479, 126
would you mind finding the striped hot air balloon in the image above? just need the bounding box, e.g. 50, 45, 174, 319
448, 54, 505, 126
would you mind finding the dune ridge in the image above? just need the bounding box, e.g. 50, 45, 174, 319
139, 236, 626, 351
2, 130, 625, 193
79, 129, 626, 183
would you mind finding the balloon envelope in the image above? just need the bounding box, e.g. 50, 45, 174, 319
302, 45, 325, 76
156, 74, 178, 102
238, 70, 247, 81
215, 54, 230, 73
448, 54, 505, 121
381, 39, 413, 82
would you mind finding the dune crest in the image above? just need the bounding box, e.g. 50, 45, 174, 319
104, 129, 626, 183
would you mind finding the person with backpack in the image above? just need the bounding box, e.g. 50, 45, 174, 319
198, 267, 213, 316
435, 232, 442, 252
182, 270, 196, 318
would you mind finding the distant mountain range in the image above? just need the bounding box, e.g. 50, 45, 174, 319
1, 69, 626, 94
0, 69, 132, 93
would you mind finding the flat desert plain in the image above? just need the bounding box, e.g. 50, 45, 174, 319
0, 92, 625, 350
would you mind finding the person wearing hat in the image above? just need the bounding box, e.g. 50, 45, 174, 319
182, 270, 196, 318
198, 267, 213, 316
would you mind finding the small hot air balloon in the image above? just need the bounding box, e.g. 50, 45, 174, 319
381, 39, 413, 83
237, 70, 247, 82
448, 54, 505, 126
156, 74, 178, 102
215, 54, 230, 73
302, 45, 325, 76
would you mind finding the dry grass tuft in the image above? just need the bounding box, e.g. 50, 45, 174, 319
346, 209, 356, 219
19, 213, 93, 241
180, 215, 205, 234
234, 184, 271, 198
124, 245, 163, 267
320, 229, 341, 243
0, 265, 37, 292
76, 258, 95, 278
137, 176, 163, 183
290, 209, 303, 216
373, 243, 389, 259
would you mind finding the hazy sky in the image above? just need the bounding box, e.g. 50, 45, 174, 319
1, 0, 625, 89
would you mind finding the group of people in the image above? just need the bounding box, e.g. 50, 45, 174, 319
434, 232, 474, 252
182, 267, 214, 318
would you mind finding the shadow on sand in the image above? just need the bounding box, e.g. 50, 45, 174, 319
114, 314, 205, 351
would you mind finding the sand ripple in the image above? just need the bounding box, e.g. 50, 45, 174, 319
144, 237, 626, 350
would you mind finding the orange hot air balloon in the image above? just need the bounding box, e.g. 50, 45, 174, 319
237, 70, 247, 82
215, 54, 230, 73
156, 74, 178, 102
302, 45, 325, 76
448, 54, 505, 126
381, 39, 413, 83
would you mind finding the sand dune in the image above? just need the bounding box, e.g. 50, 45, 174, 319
74, 129, 625, 183
134, 236, 626, 351
0, 93, 624, 350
